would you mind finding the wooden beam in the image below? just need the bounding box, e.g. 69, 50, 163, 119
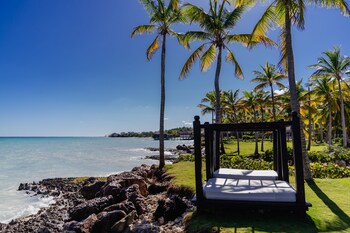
280, 125, 289, 182
291, 112, 306, 205
193, 116, 204, 207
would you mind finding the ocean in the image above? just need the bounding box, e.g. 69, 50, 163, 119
0, 137, 192, 224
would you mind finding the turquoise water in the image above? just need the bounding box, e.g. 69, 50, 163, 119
0, 137, 192, 223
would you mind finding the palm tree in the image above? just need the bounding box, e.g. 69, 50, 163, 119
240, 91, 259, 155
255, 91, 270, 151
222, 89, 241, 154
310, 77, 338, 149
198, 90, 217, 123
309, 47, 350, 148
131, 0, 185, 169
252, 62, 286, 121
180, 0, 274, 125
251, 0, 349, 180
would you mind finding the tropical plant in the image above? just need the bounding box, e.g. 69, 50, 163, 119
255, 91, 270, 151
251, 0, 350, 180
198, 90, 217, 123
310, 77, 338, 149
131, 0, 186, 169
222, 89, 241, 154
309, 47, 350, 148
252, 62, 286, 121
240, 91, 259, 155
180, 0, 274, 125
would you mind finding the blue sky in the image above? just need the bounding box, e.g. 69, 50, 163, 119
0, 0, 349, 136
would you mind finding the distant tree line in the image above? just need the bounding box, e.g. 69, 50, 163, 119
108, 127, 193, 138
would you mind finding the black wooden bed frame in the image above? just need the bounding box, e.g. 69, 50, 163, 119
193, 112, 311, 214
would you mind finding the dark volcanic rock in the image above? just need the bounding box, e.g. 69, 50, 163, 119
148, 183, 168, 194
80, 180, 106, 199
125, 185, 146, 216
69, 195, 114, 221
91, 210, 127, 233
154, 195, 188, 222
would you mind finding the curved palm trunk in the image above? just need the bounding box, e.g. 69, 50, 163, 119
214, 46, 225, 154
159, 34, 166, 169
215, 46, 222, 124
337, 78, 347, 148
270, 84, 277, 121
285, 7, 312, 180
328, 108, 332, 149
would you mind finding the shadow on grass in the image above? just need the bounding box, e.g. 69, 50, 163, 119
187, 210, 318, 233
307, 180, 350, 232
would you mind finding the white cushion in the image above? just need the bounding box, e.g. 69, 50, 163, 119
203, 178, 296, 202
214, 168, 278, 180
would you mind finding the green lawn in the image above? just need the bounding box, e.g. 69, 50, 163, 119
224, 140, 326, 155
165, 161, 350, 233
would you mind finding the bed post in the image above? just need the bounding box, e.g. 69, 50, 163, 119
280, 124, 289, 183
205, 123, 213, 180
291, 112, 306, 205
194, 116, 204, 209
273, 130, 278, 172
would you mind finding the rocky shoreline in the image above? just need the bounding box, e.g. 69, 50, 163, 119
0, 164, 195, 233
144, 145, 194, 162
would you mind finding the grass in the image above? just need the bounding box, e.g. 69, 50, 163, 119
224, 140, 326, 155
165, 161, 350, 232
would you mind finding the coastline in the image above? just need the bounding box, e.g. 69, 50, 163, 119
0, 145, 195, 233
0, 164, 194, 233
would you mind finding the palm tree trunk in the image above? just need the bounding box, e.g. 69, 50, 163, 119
307, 86, 312, 151
254, 109, 259, 155
234, 110, 240, 155
328, 108, 332, 149
159, 34, 166, 169
270, 84, 277, 121
215, 46, 222, 124
285, 7, 312, 180
214, 46, 225, 154
261, 106, 265, 152
337, 78, 347, 148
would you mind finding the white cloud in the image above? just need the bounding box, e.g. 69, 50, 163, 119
182, 120, 192, 126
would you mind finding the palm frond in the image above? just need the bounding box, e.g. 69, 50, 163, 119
183, 3, 208, 23
139, 0, 158, 16
226, 34, 251, 46
249, 35, 277, 48
223, 5, 246, 29
185, 31, 211, 42
131, 25, 156, 38
146, 36, 160, 60
251, 3, 277, 37
200, 44, 217, 72
278, 26, 288, 71
171, 31, 190, 49
312, 0, 350, 16
180, 44, 206, 79
226, 49, 243, 78
254, 83, 269, 91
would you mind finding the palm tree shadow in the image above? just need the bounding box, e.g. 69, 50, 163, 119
307, 180, 350, 229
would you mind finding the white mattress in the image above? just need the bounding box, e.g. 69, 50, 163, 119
213, 168, 278, 180
203, 178, 296, 202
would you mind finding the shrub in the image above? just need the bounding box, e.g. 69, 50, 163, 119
220, 154, 273, 170
310, 162, 350, 178
174, 154, 195, 162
